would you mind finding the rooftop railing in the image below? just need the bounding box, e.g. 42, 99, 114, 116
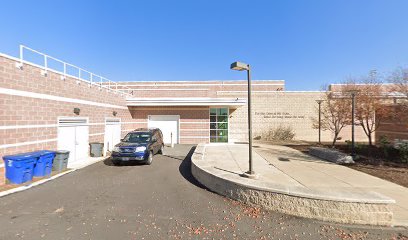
16, 45, 134, 96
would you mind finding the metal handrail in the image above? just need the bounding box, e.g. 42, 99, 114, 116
19, 45, 134, 96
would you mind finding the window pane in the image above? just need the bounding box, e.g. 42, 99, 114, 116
218, 130, 227, 136
217, 116, 227, 123
210, 116, 216, 123
219, 108, 228, 116
210, 122, 217, 130
218, 123, 228, 130
210, 108, 216, 115
210, 130, 217, 142
218, 130, 228, 142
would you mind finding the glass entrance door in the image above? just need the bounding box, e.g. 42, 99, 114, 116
210, 108, 228, 143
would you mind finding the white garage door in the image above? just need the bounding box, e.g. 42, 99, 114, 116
57, 117, 89, 167
148, 115, 179, 144
104, 118, 121, 155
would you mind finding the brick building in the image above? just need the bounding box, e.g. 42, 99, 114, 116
0, 47, 375, 184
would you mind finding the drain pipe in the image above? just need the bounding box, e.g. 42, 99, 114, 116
171, 132, 174, 148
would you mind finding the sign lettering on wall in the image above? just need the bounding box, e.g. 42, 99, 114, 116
254, 111, 305, 119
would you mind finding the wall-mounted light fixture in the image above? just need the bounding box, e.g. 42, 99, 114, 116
15, 62, 23, 70
112, 111, 117, 116
73, 108, 80, 115
41, 70, 47, 77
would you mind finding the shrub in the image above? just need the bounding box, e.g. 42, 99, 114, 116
262, 125, 295, 141
253, 136, 261, 140
379, 135, 392, 158
398, 142, 408, 163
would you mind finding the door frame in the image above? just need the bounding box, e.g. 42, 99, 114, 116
147, 115, 180, 144
209, 107, 230, 143
57, 116, 89, 163
104, 117, 121, 155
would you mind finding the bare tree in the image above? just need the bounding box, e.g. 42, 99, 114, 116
386, 67, 408, 129
313, 90, 351, 147
389, 67, 408, 99
341, 72, 387, 146
389, 67, 408, 116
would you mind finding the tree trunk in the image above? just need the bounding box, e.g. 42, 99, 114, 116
332, 133, 338, 147
368, 133, 373, 146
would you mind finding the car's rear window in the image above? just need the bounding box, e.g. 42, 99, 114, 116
123, 132, 151, 143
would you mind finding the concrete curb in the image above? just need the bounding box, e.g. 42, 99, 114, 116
0, 157, 105, 198
191, 144, 395, 226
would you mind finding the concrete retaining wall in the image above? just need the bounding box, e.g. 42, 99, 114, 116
191, 144, 394, 226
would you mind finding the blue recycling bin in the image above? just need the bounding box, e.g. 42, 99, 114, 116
3, 152, 40, 184
33, 150, 56, 177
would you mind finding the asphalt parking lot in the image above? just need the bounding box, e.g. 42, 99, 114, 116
0, 145, 406, 239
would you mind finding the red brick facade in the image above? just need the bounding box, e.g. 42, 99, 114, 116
376, 105, 408, 143
129, 106, 210, 144
0, 54, 138, 184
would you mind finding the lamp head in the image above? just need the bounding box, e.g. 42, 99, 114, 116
230, 61, 249, 71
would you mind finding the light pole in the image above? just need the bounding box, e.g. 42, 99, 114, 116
315, 100, 324, 144
347, 90, 359, 158
230, 61, 256, 178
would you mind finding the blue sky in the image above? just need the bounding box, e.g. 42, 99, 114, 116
1, 0, 408, 90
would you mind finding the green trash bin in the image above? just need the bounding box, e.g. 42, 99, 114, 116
90, 143, 104, 157
53, 150, 69, 172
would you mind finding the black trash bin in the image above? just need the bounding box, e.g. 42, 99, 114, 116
90, 143, 104, 157
53, 150, 70, 172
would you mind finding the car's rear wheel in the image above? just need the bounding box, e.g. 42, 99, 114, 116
159, 144, 164, 155
146, 151, 153, 165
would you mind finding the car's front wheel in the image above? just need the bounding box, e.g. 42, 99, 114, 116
146, 151, 153, 165
159, 144, 164, 155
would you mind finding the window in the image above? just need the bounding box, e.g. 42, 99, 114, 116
210, 108, 228, 143
123, 132, 151, 143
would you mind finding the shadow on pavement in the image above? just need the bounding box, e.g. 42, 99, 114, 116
178, 146, 208, 190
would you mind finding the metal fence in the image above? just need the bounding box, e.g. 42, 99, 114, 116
17, 45, 133, 96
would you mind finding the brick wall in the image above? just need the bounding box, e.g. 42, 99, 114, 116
376, 105, 408, 142
0, 167, 4, 186
225, 91, 369, 143
0, 54, 139, 185
128, 106, 209, 144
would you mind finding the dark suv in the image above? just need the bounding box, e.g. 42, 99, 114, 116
111, 128, 164, 165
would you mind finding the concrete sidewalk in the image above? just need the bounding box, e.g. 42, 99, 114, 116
195, 143, 408, 226
254, 144, 408, 226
